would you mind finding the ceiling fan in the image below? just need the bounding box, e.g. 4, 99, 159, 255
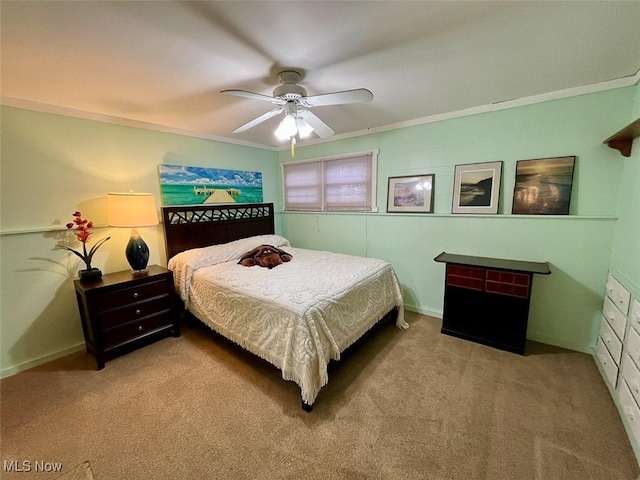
221, 70, 373, 141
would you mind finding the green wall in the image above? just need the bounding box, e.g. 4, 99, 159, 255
278, 87, 637, 353
608, 83, 640, 300
0, 107, 279, 376
0, 84, 637, 376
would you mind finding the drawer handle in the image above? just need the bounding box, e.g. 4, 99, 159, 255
138, 325, 143, 332
605, 312, 615, 322
603, 334, 611, 344
135, 309, 142, 316
133, 292, 139, 299
599, 354, 608, 366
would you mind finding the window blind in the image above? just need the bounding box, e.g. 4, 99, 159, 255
283, 152, 375, 212
324, 153, 373, 211
283, 160, 323, 211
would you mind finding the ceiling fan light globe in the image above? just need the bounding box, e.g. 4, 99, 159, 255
297, 118, 314, 138
275, 114, 298, 140
282, 114, 298, 135
274, 124, 291, 141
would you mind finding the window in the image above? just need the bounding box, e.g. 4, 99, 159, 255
282, 151, 377, 212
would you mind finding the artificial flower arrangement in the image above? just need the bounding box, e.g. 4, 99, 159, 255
58, 211, 110, 280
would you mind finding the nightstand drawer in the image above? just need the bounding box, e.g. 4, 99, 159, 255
95, 279, 169, 311
103, 311, 174, 349
99, 295, 172, 329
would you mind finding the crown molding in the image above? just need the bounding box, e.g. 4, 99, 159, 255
0, 96, 276, 151
2, 71, 638, 152
289, 72, 640, 150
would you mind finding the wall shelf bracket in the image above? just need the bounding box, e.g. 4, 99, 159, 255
604, 118, 640, 157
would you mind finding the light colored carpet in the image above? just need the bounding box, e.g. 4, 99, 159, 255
1, 311, 638, 479
55, 462, 94, 480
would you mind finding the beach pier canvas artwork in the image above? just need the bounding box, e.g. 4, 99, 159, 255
512, 156, 575, 215
158, 164, 263, 206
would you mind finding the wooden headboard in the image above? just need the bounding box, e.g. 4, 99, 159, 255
161, 203, 275, 261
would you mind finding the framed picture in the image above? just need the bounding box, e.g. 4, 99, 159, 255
158, 164, 263, 206
387, 174, 435, 213
452, 161, 502, 214
512, 156, 576, 215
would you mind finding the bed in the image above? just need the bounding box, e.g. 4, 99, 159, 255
162, 202, 407, 410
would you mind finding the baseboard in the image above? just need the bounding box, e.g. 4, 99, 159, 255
403, 304, 442, 319
0, 313, 593, 379
0, 343, 86, 379
404, 305, 593, 353
526, 332, 594, 354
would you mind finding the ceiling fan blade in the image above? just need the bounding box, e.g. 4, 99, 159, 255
232, 107, 283, 133
304, 88, 373, 107
221, 89, 284, 105
298, 110, 335, 138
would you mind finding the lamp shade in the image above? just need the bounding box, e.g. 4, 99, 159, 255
107, 192, 158, 227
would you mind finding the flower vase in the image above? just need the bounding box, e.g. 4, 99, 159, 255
79, 267, 102, 282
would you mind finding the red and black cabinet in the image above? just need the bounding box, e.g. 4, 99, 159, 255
434, 252, 550, 355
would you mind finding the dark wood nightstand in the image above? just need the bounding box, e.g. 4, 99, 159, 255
74, 265, 180, 369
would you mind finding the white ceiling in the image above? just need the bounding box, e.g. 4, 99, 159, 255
2, 1, 640, 149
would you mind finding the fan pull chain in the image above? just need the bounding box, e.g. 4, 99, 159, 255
290, 137, 296, 158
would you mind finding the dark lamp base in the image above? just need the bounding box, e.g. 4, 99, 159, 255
125, 233, 150, 272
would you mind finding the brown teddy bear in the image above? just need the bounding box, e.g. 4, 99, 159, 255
238, 244, 292, 269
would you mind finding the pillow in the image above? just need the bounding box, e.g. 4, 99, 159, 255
169, 234, 290, 269
238, 244, 292, 269
169, 234, 291, 301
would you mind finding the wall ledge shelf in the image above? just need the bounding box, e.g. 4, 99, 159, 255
1, 214, 619, 235
604, 118, 640, 157
279, 211, 618, 220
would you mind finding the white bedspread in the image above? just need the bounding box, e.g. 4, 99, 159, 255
169, 237, 406, 405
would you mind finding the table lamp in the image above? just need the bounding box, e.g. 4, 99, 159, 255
107, 192, 158, 274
